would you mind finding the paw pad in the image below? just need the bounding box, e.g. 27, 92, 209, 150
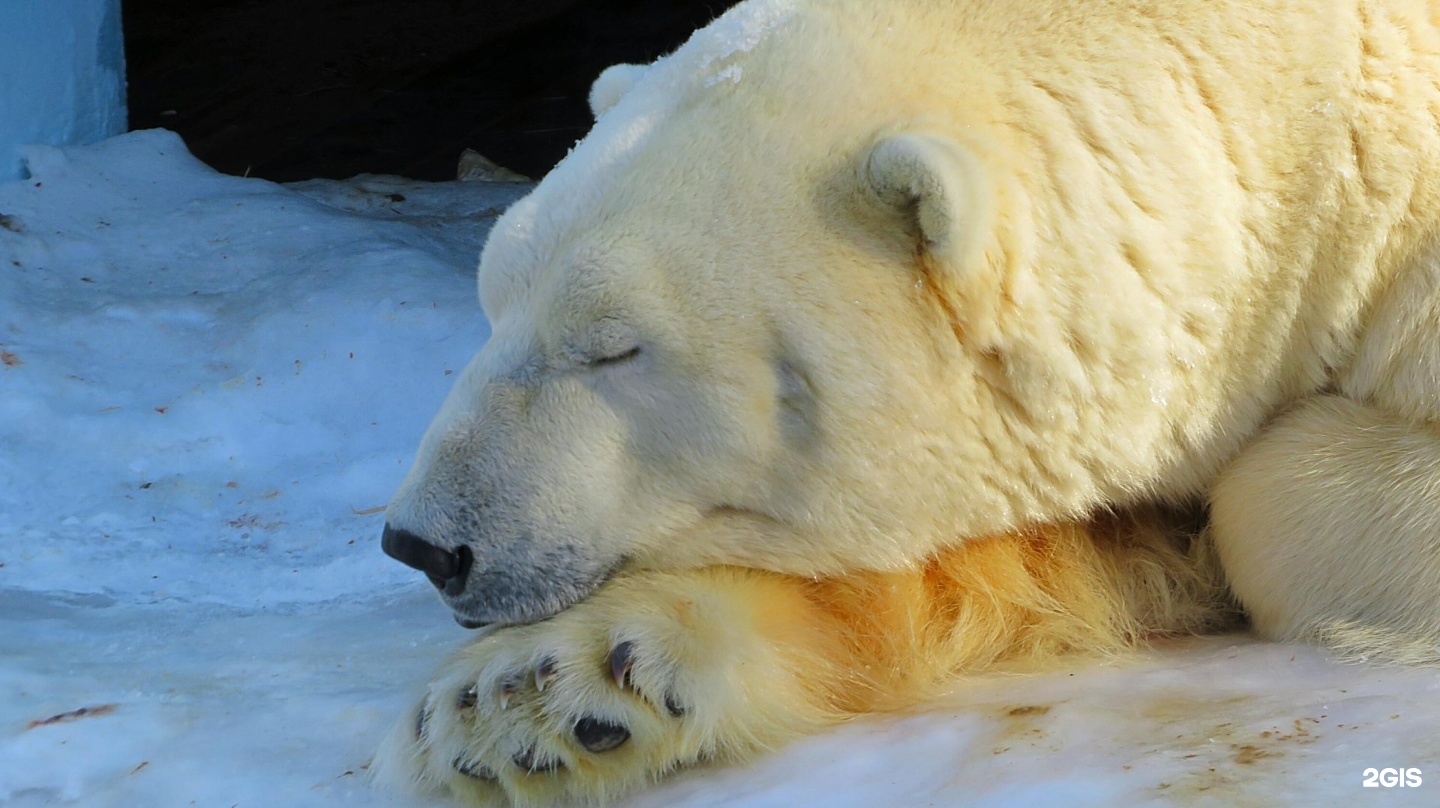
513, 745, 563, 773
574, 716, 631, 753
453, 756, 498, 781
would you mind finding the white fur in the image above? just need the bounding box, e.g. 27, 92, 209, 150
587, 63, 648, 118
1211, 396, 1440, 662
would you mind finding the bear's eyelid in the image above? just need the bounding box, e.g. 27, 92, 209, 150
588, 345, 642, 367
571, 318, 641, 367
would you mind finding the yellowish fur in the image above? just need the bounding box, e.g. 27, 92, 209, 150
802, 506, 1233, 711
374, 509, 1237, 806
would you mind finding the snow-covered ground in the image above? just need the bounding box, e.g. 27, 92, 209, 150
1, 131, 1436, 807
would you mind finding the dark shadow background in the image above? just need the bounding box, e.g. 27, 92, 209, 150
122, 0, 740, 182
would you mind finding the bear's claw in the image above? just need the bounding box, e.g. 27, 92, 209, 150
456, 685, 478, 711
496, 673, 524, 710
534, 656, 559, 691
608, 640, 636, 689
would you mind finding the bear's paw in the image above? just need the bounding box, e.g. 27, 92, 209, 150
375, 568, 842, 806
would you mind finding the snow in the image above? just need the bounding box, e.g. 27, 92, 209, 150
1, 130, 1437, 807
0, 0, 127, 181
697, 0, 797, 67
705, 66, 746, 88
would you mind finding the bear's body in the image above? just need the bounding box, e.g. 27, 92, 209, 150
375, 0, 1440, 804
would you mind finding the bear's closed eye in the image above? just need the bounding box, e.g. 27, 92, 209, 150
588, 345, 641, 367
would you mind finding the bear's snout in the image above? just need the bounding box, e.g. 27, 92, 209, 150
381, 523, 473, 597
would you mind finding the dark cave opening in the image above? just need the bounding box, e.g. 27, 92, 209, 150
122, 0, 739, 182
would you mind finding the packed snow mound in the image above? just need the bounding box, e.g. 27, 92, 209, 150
0, 130, 527, 609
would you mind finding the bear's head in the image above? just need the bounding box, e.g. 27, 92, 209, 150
382, 1, 1136, 627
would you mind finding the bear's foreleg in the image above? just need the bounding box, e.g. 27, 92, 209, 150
375, 514, 1231, 806
1211, 395, 1440, 663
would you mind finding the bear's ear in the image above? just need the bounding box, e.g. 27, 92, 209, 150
588, 63, 649, 119
861, 132, 989, 267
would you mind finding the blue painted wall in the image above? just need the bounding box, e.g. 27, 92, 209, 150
0, 0, 127, 181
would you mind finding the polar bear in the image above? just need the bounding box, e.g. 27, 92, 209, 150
375, 0, 1440, 803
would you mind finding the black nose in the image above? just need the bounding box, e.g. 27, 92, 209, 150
382, 524, 471, 596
